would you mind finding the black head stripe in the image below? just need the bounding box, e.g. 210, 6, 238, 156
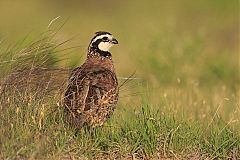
95, 31, 112, 36
91, 39, 102, 49
90, 32, 112, 45
102, 37, 108, 40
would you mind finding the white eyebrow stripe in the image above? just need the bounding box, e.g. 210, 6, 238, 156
92, 34, 113, 43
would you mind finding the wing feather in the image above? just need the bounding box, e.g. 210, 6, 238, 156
64, 64, 118, 128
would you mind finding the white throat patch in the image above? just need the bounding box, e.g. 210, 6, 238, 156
98, 41, 114, 52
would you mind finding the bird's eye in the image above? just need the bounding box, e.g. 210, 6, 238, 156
102, 37, 109, 41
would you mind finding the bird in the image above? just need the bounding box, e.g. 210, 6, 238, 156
64, 31, 119, 129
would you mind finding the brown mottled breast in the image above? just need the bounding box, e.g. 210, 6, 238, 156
64, 56, 118, 128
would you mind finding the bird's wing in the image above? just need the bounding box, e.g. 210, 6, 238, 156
64, 65, 118, 114
64, 66, 89, 113
81, 66, 118, 111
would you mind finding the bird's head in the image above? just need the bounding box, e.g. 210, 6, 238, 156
88, 31, 118, 53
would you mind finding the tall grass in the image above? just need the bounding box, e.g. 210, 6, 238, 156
0, 30, 239, 159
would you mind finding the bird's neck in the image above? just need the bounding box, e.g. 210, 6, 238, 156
85, 49, 115, 72
87, 47, 112, 59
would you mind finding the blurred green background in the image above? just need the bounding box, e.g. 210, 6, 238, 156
0, 0, 239, 122
0, 0, 238, 87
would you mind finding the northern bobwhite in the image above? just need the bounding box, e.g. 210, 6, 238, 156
64, 31, 119, 129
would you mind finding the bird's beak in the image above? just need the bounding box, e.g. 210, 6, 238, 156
111, 38, 118, 44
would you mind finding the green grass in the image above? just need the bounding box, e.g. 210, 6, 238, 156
0, 0, 239, 159
0, 32, 239, 159
0, 91, 239, 159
